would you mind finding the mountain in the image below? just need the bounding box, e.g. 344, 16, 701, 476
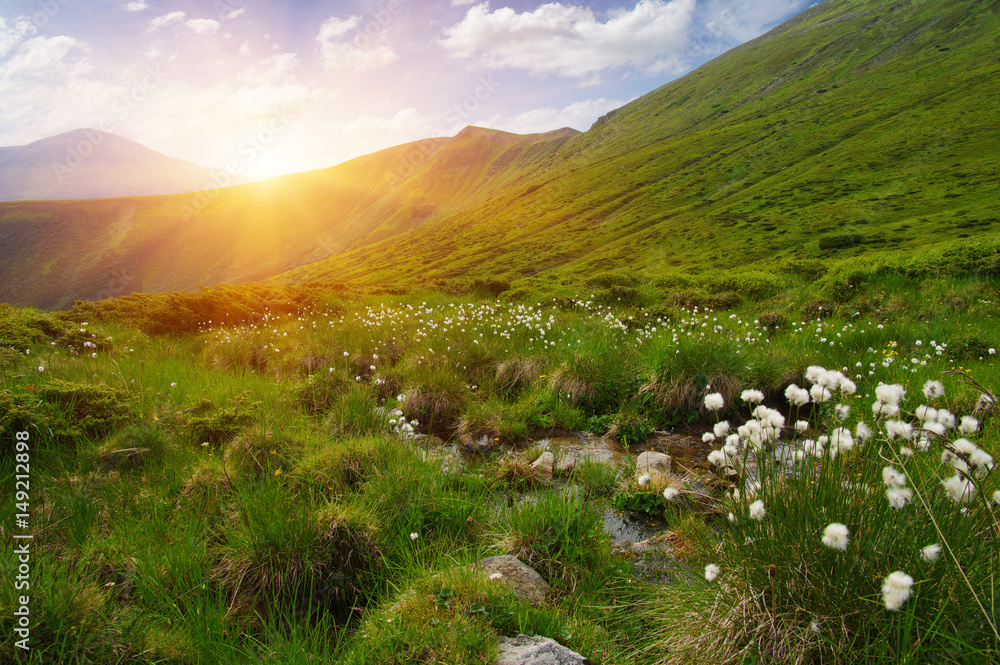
0, 129, 226, 201
0, 127, 578, 309
1, 0, 999, 311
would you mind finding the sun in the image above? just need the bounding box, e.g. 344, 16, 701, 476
240, 148, 314, 181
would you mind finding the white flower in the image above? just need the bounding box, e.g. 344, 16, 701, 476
704, 563, 721, 582
835, 404, 850, 421
936, 409, 956, 429
741, 389, 765, 404
810, 384, 832, 403
882, 571, 914, 611
489, 572, 503, 580
704, 393, 725, 411
886, 487, 914, 510
882, 466, 907, 489
170, 382, 177, 387
663, 487, 680, 501
885, 420, 913, 441
795, 420, 809, 433
856, 421, 872, 442
785, 384, 810, 406
829, 428, 854, 452
839, 378, 857, 395
805, 365, 826, 384
941, 474, 976, 504
959, 416, 979, 435
749, 500, 766, 521
409, 532, 419, 541
875, 384, 906, 406
713, 420, 730, 438
822, 523, 850, 551
922, 380, 945, 400
915, 405, 937, 423
703, 432, 716, 443
638, 473, 651, 487
872, 401, 899, 418
993, 490, 1000, 507
921, 543, 942, 562
38, 366, 44, 372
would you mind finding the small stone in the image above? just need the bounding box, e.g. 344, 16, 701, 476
530, 451, 554, 481
477, 555, 549, 604
635, 451, 671, 484
494, 634, 594, 665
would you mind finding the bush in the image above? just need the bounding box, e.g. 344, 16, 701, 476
818, 233, 862, 250
182, 392, 257, 445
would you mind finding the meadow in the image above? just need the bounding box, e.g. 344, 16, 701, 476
1, 268, 998, 664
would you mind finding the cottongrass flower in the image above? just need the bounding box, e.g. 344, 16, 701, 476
915, 405, 937, 423
638, 473, 651, 487
936, 409, 956, 429
856, 421, 873, 443
663, 487, 680, 501
921, 543, 942, 563
704, 392, 725, 411
805, 365, 826, 384
810, 384, 832, 403
488, 572, 503, 580
822, 523, 850, 551
942, 474, 977, 504
704, 563, 720, 582
886, 487, 914, 510
749, 500, 766, 521
882, 571, 914, 611
409, 532, 419, 541
872, 401, 899, 418
741, 389, 765, 404
993, 490, 1000, 507
882, 466, 907, 489
959, 416, 979, 435
923, 380, 945, 400
702, 432, 716, 443
795, 420, 809, 433
785, 384, 810, 406
885, 420, 913, 441
835, 404, 850, 421
713, 420, 730, 438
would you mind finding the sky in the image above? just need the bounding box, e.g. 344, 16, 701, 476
0, 0, 816, 179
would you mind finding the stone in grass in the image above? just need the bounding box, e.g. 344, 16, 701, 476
494, 634, 594, 665
100, 447, 151, 469
635, 451, 671, 484
477, 555, 549, 604
530, 452, 554, 481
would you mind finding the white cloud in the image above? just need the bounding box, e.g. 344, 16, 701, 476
147, 11, 186, 32
316, 15, 398, 71
451, 0, 477, 5
125, 1, 148, 11
239, 41, 251, 56
480, 97, 628, 135
440, 0, 696, 78
238, 52, 300, 83
0, 16, 36, 58
0, 35, 91, 79
225, 8, 246, 20
186, 19, 221, 35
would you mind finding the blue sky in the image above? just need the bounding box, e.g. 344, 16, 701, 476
0, 0, 816, 178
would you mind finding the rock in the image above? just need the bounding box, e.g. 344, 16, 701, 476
477, 555, 549, 604
494, 634, 594, 665
530, 452, 554, 480
635, 451, 671, 484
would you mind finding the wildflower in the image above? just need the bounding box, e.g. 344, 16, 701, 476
704, 563, 720, 582
922, 421, 946, 436
170, 382, 177, 387
922, 380, 945, 400
741, 389, 765, 404
935, 409, 956, 429
274, 469, 282, 477
941, 474, 976, 504
872, 401, 899, 418
959, 416, 979, 435
882, 571, 914, 611
822, 523, 850, 551
810, 620, 821, 633
899, 446, 914, 458
638, 473, 651, 487
839, 378, 857, 394
489, 572, 503, 580
749, 500, 766, 521
886, 487, 914, 509
885, 420, 913, 441
795, 420, 809, 433
409, 532, 419, 541
785, 384, 810, 406
810, 384, 832, 403
855, 421, 872, 443
921, 543, 942, 562
805, 365, 826, 384
663, 487, 680, 501
38, 366, 44, 372
829, 428, 854, 453
882, 466, 907, 489
702, 432, 716, 444
915, 405, 937, 422
704, 393, 724, 411
875, 384, 906, 406
835, 404, 850, 421
713, 420, 730, 438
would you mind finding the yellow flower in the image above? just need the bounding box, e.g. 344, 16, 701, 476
274, 469, 282, 476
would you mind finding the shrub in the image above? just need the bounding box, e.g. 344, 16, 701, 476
818, 233, 862, 250
34, 379, 133, 445
182, 392, 258, 445
708, 270, 783, 301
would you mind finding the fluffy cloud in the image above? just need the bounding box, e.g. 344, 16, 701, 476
440, 0, 696, 78
0, 16, 35, 58
316, 15, 397, 71
0, 35, 91, 80
147, 11, 186, 32
480, 97, 628, 135
125, 1, 148, 11
186, 19, 220, 36
238, 52, 300, 84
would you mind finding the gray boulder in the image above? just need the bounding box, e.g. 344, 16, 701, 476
494, 634, 594, 665
477, 555, 549, 604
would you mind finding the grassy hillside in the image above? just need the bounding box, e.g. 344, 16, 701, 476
0, 128, 575, 310
280, 0, 1000, 288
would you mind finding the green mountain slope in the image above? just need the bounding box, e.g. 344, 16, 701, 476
278, 0, 1000, 288
0, 127, 576, 309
